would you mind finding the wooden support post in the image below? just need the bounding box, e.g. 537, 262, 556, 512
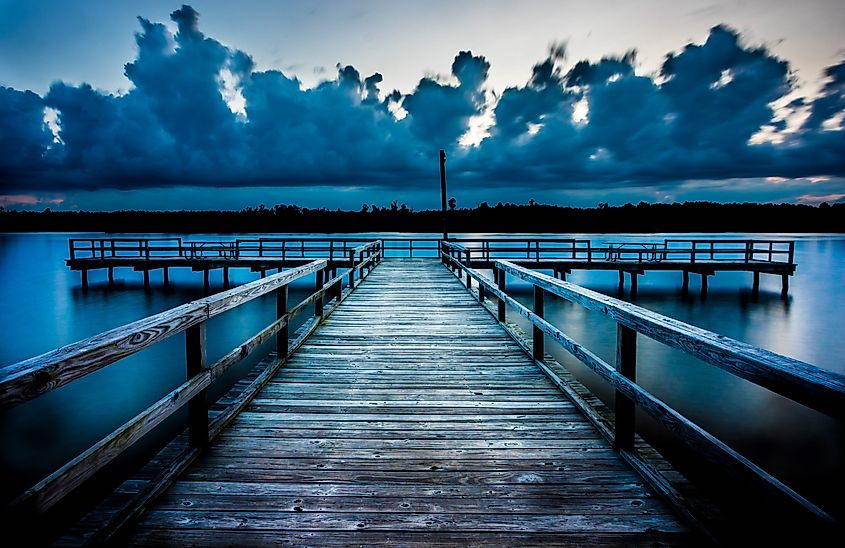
781, 274, 789, 297
163, 267, 169, 287
618, 271, 625, 294
701, 273, 709, 299
143, 269, 150, 290
630, 272, 638, 298
81, 269, 89, 290
479, 284, 486, 302
315, 269, 324, 317
682, 271, 689, 294
465, 251, 472, 289
533, 286, 544, 360
108, 267, 114, 286
186, 322, 208, 448
335, 274, 342, 301
277, 285, 289, 360
560, 270, 567, 282
223, 267, 230, 289
752, 271, 760, 297
203, 270, 210, 291
614, 324, 636, 451
260, 269, 266, 278
497, 268, 506, 323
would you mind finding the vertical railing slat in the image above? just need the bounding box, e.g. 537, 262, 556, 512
533, 286, 544, 360
614, 324, 637, 451
186, 322, 208, 448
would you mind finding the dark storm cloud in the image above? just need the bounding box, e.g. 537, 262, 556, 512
0, 5, 844, 194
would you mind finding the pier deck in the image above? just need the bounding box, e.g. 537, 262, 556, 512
4, 239, 842, 545
122, 259, 691, 546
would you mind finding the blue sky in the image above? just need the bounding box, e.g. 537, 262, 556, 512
1, 1, 844, 210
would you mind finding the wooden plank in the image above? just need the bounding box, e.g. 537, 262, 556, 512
115, 258, 689, 545
125, 530, 691, 547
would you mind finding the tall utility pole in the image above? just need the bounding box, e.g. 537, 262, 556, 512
439, 149, 448, 240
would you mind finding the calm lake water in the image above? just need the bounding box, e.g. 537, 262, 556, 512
1, 232, 843, 519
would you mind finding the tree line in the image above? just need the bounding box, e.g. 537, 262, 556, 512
0, 201, 842, 233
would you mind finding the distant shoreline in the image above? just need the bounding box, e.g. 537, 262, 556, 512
1, 201, 843, 233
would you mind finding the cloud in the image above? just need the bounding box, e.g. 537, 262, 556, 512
0, 6, 844, 199
796, 192, 845, 205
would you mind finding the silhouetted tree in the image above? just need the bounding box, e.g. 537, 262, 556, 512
0, 201, 842, 233
448, 197, 457, 210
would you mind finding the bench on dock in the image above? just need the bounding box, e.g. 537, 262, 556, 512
1, 239, 840, 545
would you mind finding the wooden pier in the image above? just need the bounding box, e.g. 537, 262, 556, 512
66, 236, 796, 297
2, 238, 842, 545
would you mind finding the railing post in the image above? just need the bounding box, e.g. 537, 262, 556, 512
691, 241, 696, 264
315, 268, 324, 317
348, 250, 356, 288
465, 250, 472, 289
186, 322, 208, 448
788, 241, 794, 264
533, 286, 544, 360
497, 267, 506, 322
614, 324, 636, 451
277, 285, 289, 360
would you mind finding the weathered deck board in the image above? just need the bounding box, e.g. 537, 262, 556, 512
123, 259, 693, 546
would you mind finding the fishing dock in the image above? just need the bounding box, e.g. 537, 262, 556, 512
2, 237, 842, 545
66, 236, 796, 297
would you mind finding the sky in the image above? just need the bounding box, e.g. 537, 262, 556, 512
1, 0, 844, 211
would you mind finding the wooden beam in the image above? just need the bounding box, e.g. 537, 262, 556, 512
276, 286, 289, 360
614, 325, 636, 451
0, 260, 327, 410
533, 286, 544, 360
496, 268, 506, 323
185, 323, 208, 449
495, 260, 845, 421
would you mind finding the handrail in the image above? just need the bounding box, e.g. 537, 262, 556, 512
70, 237, 797, 264
0, 260, 324, 409
440, 247, 839, 525
497, 260, 844, 420
442, 239, 795, 265
2, 241, 383, 517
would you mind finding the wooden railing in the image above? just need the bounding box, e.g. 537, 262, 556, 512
69, 237, 796, 264
69, 237, 442, 260
1, 241, 382, 521
440, 241, 843, 526
443, 238, 795, 264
